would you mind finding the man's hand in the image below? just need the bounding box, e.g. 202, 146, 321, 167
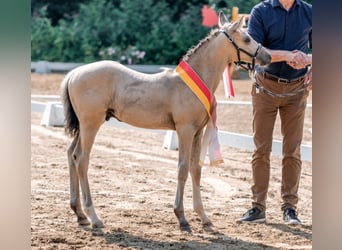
287, 50, 312, 69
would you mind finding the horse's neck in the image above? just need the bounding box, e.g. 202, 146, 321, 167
187, 36, 233, 94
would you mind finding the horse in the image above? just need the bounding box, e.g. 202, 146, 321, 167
61, 11, 271, 230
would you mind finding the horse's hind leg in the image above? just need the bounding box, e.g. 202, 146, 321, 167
74, 120, 104, 228
67, 134, 90, 225
190, 130, 212, 226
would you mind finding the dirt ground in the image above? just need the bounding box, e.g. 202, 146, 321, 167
31, 70, 312, 250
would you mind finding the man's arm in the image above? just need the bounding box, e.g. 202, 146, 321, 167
266, 49, 298, 63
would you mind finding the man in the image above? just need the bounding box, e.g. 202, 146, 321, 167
238, 0, 312, 225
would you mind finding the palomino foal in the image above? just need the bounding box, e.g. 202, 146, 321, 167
61, 12, 271, 230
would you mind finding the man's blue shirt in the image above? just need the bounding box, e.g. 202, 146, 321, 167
248, 0, 312, 79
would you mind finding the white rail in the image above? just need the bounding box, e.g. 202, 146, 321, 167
31, 61, 175, 74
31, 98, 312, 162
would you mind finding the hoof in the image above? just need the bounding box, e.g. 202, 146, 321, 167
78, 217, 90, 226
179, 221, 191, 232
203, 220, 213, 227
180, 224, 192, 233
203, 221, 215, 232
92, 220, 104, 228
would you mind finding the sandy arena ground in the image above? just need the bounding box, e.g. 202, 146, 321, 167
31, 70, 312, 249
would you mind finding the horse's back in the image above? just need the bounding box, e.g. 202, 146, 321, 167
67, 60, 171, 90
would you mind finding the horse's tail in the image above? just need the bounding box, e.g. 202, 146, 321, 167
61, 73, 79, 137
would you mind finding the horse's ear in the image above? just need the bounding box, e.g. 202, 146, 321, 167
238, 16, 245, 29
231, 16, 244, 31
218, 11, 229, 28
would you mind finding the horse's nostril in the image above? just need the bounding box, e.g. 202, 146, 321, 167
267, 54, 271, 61
266, 55, 272, 64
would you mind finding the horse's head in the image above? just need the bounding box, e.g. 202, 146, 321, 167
218, 11, 271, 70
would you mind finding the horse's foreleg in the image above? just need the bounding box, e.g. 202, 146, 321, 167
174, 158, 190, 229
76, 123, 104, 228
68, 134, 90, 225
190, 130, 212, 226
174, 129, 193, 230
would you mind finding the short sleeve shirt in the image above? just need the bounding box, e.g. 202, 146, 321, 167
248, 0, 312, 79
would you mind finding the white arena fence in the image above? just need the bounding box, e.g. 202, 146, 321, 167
31, 95, 312, 162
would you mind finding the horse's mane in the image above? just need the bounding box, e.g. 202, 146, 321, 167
182, 29, 221, 61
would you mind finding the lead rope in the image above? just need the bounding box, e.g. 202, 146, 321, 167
250, 66, 312, 98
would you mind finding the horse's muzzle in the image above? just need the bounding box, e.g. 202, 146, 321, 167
256, 46, 271, 66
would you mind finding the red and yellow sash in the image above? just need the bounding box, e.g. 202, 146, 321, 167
175, 60, 211, 116
176, 60, 223, 166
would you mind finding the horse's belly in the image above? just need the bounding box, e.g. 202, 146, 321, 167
115, 110, 176, 130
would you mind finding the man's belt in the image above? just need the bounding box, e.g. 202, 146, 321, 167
260, 71, 306, 84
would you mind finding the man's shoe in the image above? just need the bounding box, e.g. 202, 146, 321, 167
237, 207, 266, 223
283, 208, 301, 225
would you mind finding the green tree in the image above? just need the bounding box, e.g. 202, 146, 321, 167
31, 0, 313, 64
31, 0, 90, 25
31, 12, 58, 61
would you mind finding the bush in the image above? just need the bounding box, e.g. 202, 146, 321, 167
31, 0, 213, 64
31, 16, 58, 61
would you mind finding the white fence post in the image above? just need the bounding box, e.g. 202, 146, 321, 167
163, 131, 179, 150
40, 102, 64, 127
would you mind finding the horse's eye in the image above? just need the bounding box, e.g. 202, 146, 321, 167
244, 36, 251, 43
